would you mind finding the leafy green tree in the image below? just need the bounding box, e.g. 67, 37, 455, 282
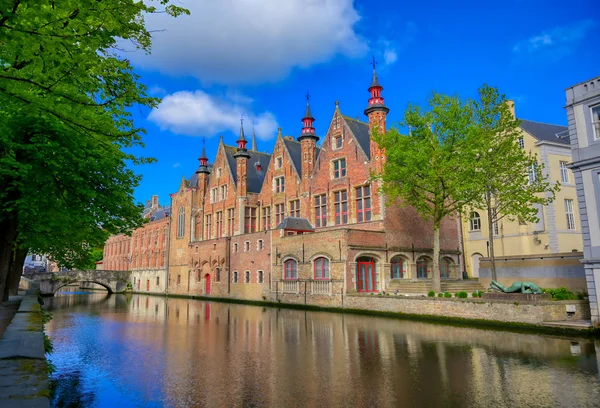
0, 1, 188, 300
468, 85, 559, 281
374, 92, 479, 292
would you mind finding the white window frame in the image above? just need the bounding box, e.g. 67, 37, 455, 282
244, 241, 250, 252
233, 271, 239, 283
257, 270, 264, 284
275, 156, 283, 169
211, 187, 218, 203
469, 212, 481, 231
518, 136, 524, 149
592, 105, 600, 141
560, 161, 570, 184
216, 168, 222, 178
565, 199, 576, 230
257, 239, 264, 251
177, 207, 185, 238
244, 270, 250, 284
528, 163, 537, 185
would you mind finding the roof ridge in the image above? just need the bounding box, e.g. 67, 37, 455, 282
518, 118, 567, 128
342, 115, 369, 125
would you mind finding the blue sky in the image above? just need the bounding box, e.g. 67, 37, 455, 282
127, 0, 598, 207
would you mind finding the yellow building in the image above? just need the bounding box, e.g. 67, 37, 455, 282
463, 105, 583, 278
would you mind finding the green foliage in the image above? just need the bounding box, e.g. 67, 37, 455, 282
427, 290, 435, 297
455, 291, 468, 298
542, 287, 579, 301
373, 92, 479, 292
0, 1, 188, 270
467, 85, 560, 278
437, 293, 443, 297
472, 291, 481, 298
43, 333, 53, 354
443, 292, 452, 298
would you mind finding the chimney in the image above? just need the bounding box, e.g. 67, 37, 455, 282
151, 195, 158, 208
506, 100, 515, 118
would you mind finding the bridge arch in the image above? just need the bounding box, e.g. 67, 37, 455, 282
53, 280, 113, 295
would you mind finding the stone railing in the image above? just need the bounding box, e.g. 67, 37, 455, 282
282, 280, 299, 294
311, 280, 331, 295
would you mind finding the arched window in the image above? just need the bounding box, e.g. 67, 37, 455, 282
257, 270, 264, 284
233, 243, 238, 253
441, 257, 454, 279
416, 257, 431, 279
314, 257, 330, 280
390, 256, 406, 279
233, 271, 239, 283
469, 212, 481, 231
245, 271, 250, 283
177, 207, 185, 238
284, 259, 297, 280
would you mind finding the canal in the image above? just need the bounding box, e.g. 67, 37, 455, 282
45, 292, 600, 407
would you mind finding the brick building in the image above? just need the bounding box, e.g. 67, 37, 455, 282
164, 68, 460, 300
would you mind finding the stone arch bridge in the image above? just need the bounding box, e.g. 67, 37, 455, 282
27, 270, 131, 296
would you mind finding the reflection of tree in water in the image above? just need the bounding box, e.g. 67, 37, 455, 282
50, 370, 96, 408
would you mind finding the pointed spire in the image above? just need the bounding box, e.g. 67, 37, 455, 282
196, 137, 210, 174
304, 91, 314, 119
369, 56, 381, 89
299, 92, 318, 142
234, 115, 250, 159
251, 122, 257, 151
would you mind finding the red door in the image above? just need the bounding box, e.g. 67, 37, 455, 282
357, 257, 376, 292
205, 274, 211, 295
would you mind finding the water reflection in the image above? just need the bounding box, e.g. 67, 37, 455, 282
46, 294, 600, 408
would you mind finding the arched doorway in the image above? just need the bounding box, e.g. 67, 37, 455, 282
440, 257, 455, 279
357, 256, 376, 292
471, 253, 483, 278
205, 274, 211, 295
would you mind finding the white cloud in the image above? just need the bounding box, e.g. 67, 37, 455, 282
376, 22, 417, 67
513, 20, 596, 60
128, 0, 368, 84
148, 90, 278, 140
172, 162, 181, 168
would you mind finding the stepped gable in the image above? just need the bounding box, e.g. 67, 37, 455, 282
224, 145, 271, 193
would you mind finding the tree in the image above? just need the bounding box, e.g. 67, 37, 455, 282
0, 1, 188, 300
374, 92, 480, 292
468, 85, 559, 281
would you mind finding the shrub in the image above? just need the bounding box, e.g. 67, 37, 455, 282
427, 291, 435, 297
472, 291, 481, 298
443, 292, 452, 298
455, 291, 468, 298
437, 293, 443, 298
542, 287, 578, 300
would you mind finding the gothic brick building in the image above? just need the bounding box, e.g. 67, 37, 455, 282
162, 68, 460, 300
102, 68, 460, 298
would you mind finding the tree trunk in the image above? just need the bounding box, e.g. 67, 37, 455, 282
0, 217, 18, 303
432, 224, 441, 293
486, 202, 497, 282
5, 247, 27, 299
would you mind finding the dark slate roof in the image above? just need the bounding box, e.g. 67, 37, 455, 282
283, 138, 302, 177
304, 102, 314, 119
224, 145, 271, 193
149, 206, 171, 221
370, 70, 381, 88
343, 116, 371, 159
275, 217, 314, 231
519, 119, 569, 145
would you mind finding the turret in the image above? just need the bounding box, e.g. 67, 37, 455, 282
234, 117, 250, 196
363, 57, 389, 173
297, 92, 319, 180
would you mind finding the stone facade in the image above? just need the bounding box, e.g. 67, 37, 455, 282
565, 76, 600, 326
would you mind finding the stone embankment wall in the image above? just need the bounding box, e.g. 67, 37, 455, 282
269, 292, 591, 326
0, 295, 50, 407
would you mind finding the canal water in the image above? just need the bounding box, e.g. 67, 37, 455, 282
45, 293, 600, 408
